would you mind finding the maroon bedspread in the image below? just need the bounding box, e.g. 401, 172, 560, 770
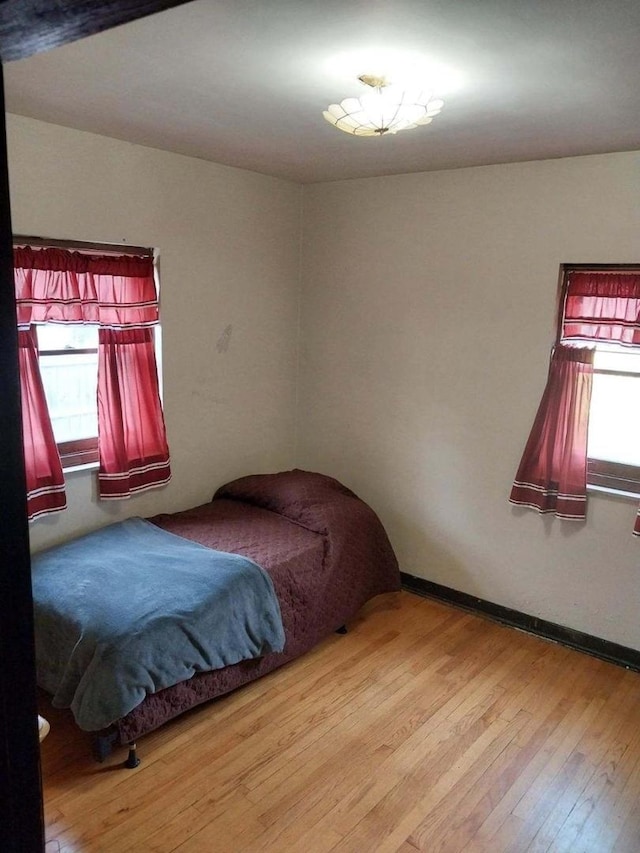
112, 469, 400, 744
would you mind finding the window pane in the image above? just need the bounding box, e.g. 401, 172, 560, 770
588, 373, 640, 466
36, 324, 98, 351
593, 346, 640, 373
39, 352, 98, 443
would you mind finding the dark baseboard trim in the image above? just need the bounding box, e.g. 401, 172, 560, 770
400, 572, 640, 673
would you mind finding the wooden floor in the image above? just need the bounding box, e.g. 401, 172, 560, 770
41, 591, 640, 853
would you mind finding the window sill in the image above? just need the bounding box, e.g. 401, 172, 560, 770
63, 461, 99, 475
587, 484, 640, 501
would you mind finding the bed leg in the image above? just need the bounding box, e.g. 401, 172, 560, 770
124, 742, 140, 769
93, 729, 118, 763
336, 625, 348, 634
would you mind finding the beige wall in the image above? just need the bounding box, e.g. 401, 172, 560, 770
7, 115, 302, 552
298, 152, 640, 650
9, 114, 640, 650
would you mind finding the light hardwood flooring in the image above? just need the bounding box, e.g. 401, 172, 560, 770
41, 591, 640, 852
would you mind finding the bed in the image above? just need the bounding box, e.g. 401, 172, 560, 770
31, 469, 400, 764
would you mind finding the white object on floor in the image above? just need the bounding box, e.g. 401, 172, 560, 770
38, 715, 50, 742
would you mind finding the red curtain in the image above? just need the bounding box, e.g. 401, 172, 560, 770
97, 328, 171, 499
17, 327, 67, 520
562, 270, 640, 346
14, 246, 170, 509
510, 346, 594, 520
14, 247, 158, 328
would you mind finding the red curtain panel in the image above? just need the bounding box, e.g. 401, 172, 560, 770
17, 327, 66, 520
97, 327, 171, 499
510, 345, 594, 520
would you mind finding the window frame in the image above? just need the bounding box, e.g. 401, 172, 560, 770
557, 263, 640, 496
14, 235, 157, 471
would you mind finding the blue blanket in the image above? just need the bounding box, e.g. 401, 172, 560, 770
31, 518, 285, 731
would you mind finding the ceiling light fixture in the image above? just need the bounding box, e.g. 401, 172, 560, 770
323, 74, 444, 137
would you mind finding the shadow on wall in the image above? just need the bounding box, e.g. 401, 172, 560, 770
383, 507, 478, 597
509, 505, 587, 540
388, 500, 585, 602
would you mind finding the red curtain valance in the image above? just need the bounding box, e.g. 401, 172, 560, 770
562, 271, 640, 346
14, 246, 158, 328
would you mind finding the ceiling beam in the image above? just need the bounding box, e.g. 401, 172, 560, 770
0, 0, 194, 62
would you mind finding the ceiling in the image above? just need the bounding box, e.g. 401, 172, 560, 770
4, 0, 640, 184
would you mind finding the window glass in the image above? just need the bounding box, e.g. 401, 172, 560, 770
36, 325, 98, 445
588, 372, 640, 466
587, 344, 640, 468
592, 346, 640, 372
37, 324, 98, 351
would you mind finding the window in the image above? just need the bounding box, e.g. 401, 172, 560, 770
14, 239, 171, 520
558, 264, 640, 496
35, 324, 99, 468
510, 264, 640, 536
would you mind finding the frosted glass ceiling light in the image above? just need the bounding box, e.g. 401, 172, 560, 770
323, 74, 444, 137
